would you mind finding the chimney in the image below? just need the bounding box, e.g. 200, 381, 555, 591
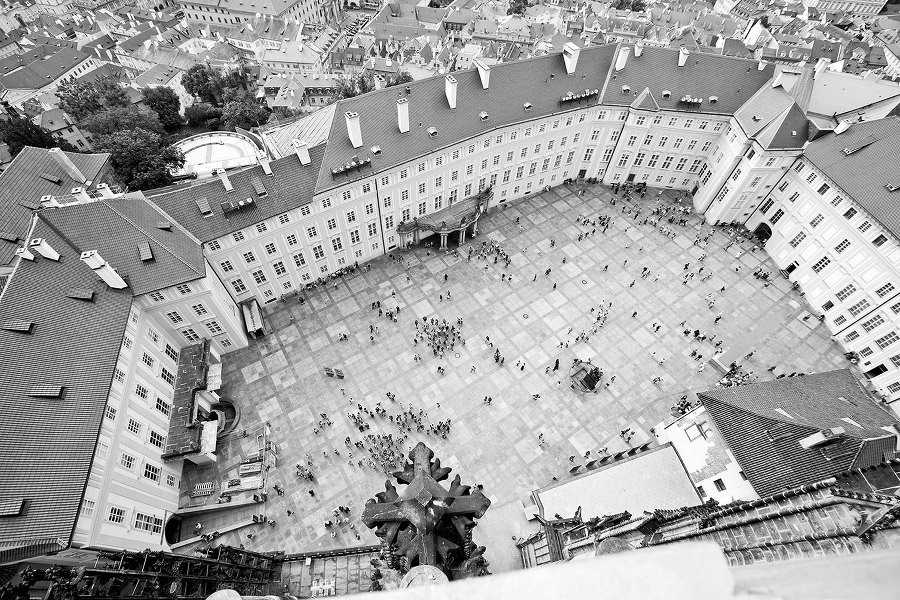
814, 58, 830, 79
49, 147, 86, 183
80, 250, 127, 289
70, 187, 91, 202
678, 47, 689, 67
445, 75, 457, 109
292, 139, 311, 165
562, 42, 580, 74
15, 246, 34, 261
634, 42, 643, 58
834, 120, 852, 135
345, 111, 362, 148
259, 155, 273, 175
29, 237, 59, 261
397, 98, 409, 133
757, 60, 766, 71
474, 58, 490, 89
217, 169, 233, 192
615, 46, 630, 71
95, 183, 115, 198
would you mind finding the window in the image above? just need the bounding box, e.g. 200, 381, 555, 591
794, 162, 805, 172
778, 181, 790, 192
810, 214, 824, 228
165, 310, 183, 325
714, 479, 726, 492
675, 158, 688, 171
220, 260, 234, 272
365, 202, 374, 216
255, 223, 268, 234
142, 352, 154, 368
114, 368, 125, 383
134, 512, 163, 533
278, 213, 290, 225
789, 232, 806, 248
811, 256, 831, 273
843, 208, 858, 220
401, 190, 409, 202
831, 196, 843, 207
836, 284, 856, 301
835, 315, 847, 326
331, 237, 343, 252
689, 159, 703, 173
166, 474, 177, 487
889, 383, 900, 394
120, 453, 135, 469
164, 344, 177, 363
264, 242, 277, 255
156, 397, 171, 417
647, 154, 659, 168
658, 136, 668, 148
383, 196, 392, 208
242, 251, 256, 264
327, 218, 337, 231
892, 354, 900, 368
385, 215, 394, 229
81, 499, 95, 518
759, 199, 774, 214
143, 463, 161, 482
770, 209, 785, 224
127, 418, 142, 436
301, 205, 311, 216
176, 284, 191, 295
585, 148, 595, 162
817, 183, 830, 195
873, 235, 888, 247
207, 240, 221, 252
436, 175, 443, 188
182, 328, 201, 342
149, 291, 164, 302
859, 221, 871, 233
108, 506, 126, 524
400, 169, 408, 180
313, 245, 325, 260
150, 430, 166, 448
633, 152, 645, 167
701, 141, 712, 152
135, 384, 149, 400
342, 190, 351, 202
849, 299, 870, 316
233, 231, 245, 242
231, 278, 247, 294
845, 331, 860, 342
627, 135, 637, 147
876, 331, 899, 350
876, 283, 896, 298
349, 229, 361, 244
105, 405, 117, 421
891, 301, 900, 315
367, 223, 377, 238
307, 226, 318, 238
685, 421, 710, 441
661, 156, 673, 170
822, 301, 834, 312
322, 197, 332, 208
788, 191, 800, 202
252, 269, 267, 285
834, 239, 851, 253
862, 315, 885, 333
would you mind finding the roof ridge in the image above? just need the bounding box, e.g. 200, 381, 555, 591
700, 393, 822, 430
98, 197, 204, 280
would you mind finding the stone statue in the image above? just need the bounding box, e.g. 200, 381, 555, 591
362, 442, 491, 583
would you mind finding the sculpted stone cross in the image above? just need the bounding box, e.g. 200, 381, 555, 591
362, 442, 491, 580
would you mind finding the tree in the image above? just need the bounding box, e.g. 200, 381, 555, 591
0, 116, 75, 157
182, 64, 225, 106
81, 107, 165, 137
334, 71, 375, 99
184, 104, 222, 128
270, 106, 304, 120
221, 97, 270, 130
93, 129, 184, 191
56, 75, 129, 121
142, 87, 182, 130
385, 71, 414, 88
507, 0, 528, 15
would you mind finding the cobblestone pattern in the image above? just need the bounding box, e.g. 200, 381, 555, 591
177, 183, 851, 570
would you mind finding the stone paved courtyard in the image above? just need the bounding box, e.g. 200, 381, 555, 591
179, 182, 849, 574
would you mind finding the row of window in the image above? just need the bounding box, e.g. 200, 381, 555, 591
103, 505, 166, 533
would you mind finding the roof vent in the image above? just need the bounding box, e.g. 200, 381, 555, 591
622, 85, 630, 94
1, 320, 35, 333
371, 146, 382, 156
523, 102, 533, 111
195, 197, 213, 217
156, 220, 171, 230
28, 385, 64, 398
427, 127, 438, 137
250, 176, 268, 197
662, 90, 671, 98
709, 96, 718, 103
479, 111, 489, 122
66, 288, 95, 301
799, 427, 845, 449
885, 183, 900, 193
0, 231, 17, 243
39, 173, 62, 185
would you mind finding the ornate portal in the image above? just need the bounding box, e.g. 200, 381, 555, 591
361, 442, 492, 583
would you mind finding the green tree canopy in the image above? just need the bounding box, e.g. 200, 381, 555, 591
56, 75, 129, 121
221, 97, 270, 130
184, 103, 222, 128
385, 71, 414, 88
81, 106, 165, 137
334, 71, 375, 100
93, 129, 185, 191
182, 64, 225, 106
507, 0, 529, 15
141, 86, 182, 130
0, 116, 75, 157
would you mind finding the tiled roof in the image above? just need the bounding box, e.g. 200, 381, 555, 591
314, 44, 618, 194
755, 103, 808, 150
601, 45, 776, 115
699, 369, 900, 497
0, 147, 110, 268
39, 195, 206, 296
0, 219, 132, 551
145, 144, 326, 243
0, 47, 91, 91
734, 84, 796, 138
802, 116, 900, 240
161, 341, 208, 460
258, 104, 336, 158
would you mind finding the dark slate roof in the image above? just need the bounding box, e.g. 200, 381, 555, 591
601, 45, 775, 116
314, 43, 619, 194
146, 145, 325, 243
161, 341, 209, 460
0, 147, 110, 268
0, 220, 132, 551
39, 195, 205, 295
802, 116, 900, 240
755, 103, 809, 150
699, 369, 900, 497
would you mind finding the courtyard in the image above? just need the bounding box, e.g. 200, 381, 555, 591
179, 182, 849, 573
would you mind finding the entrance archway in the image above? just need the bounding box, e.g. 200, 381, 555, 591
754, 222, 772, 243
